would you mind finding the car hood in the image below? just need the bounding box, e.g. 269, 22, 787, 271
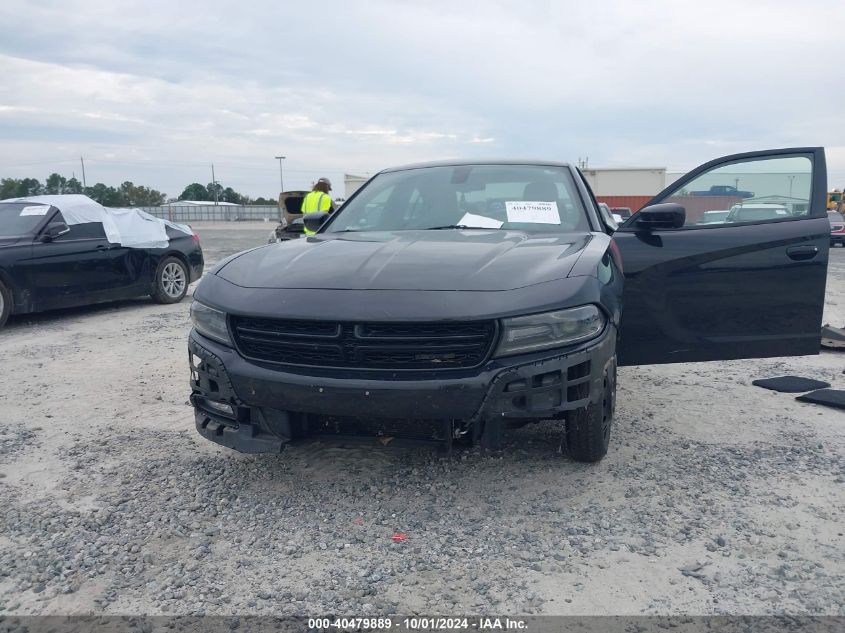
216, 230, 593, 291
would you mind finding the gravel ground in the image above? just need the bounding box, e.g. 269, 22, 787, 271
0, 223, 843, 616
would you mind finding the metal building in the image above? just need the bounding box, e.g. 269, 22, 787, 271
344, 174, 369, 199
581, 167, 667, 196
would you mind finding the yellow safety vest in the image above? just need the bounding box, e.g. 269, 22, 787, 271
301, 191, 331, 235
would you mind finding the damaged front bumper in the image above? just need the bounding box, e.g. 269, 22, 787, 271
188, 325, 616, 453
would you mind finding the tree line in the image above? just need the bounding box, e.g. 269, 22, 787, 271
177, 182, 275, 206
0, 173, 276, 207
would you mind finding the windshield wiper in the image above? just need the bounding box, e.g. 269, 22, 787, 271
422, 224, 499, 230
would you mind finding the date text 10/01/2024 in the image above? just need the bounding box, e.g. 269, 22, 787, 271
307, 617, 528, 630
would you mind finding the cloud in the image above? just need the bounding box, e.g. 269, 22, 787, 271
0, 0, 843, 195
345, 128, 399, 136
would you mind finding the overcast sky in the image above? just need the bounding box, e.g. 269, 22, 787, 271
1, 0, 843, 199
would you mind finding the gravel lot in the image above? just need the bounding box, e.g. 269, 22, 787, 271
0, 223, 843, 616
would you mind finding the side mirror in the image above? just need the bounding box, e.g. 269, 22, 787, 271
303, 212, 329, 233
286, 217, 305, 234
634, 203, 686, 230
41, 221, 70, 242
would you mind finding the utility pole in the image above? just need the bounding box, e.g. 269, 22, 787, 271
80, 156, 87, 188
211, 163, 218, 205
275, 156, 286, 192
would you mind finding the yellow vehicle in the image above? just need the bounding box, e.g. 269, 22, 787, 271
828, 190, 843, 212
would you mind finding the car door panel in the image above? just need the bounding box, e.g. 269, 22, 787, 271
26, 215, 153, 310
0, 241, 34, 312
25, 237, 111, 310
612, 147, 828, 366
96, 245, 149, 294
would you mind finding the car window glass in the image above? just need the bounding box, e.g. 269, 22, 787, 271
50, 211, 107, 240
328, 165, 588, 233
596, 202, 618, 231
341, 184, 397, 230
0, 202, 53, 236
661, 155, 812, 227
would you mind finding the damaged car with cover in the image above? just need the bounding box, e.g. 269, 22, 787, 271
189, 148, 830, 462
0, 194, 203, 328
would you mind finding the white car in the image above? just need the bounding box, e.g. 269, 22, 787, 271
697, 210, 730, 225
726, 203, 789, 223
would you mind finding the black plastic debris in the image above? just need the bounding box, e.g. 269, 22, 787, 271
796, 389, 845, 410
821, 324, 845, 350
752, 376, 831, 393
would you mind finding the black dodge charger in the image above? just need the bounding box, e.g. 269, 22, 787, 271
189, 148, 829, 462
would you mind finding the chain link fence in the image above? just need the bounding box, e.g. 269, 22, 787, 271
138, 205, 280, 222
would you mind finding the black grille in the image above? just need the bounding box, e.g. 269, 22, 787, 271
312, 415, 449, 441
231, 317, 496, 370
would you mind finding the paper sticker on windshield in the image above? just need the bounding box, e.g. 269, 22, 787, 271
20, 205, 50, 216
458, 212, 503, 229
505, 201, 560, 224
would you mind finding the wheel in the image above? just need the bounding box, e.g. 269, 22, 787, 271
564, 356, 616, 463
151, 256, 189, 304
0, 281, 11, 329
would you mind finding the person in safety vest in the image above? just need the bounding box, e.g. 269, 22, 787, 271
301, 177, 334, 235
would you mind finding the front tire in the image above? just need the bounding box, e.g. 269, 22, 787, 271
152, 256, 189, 304
564, 356, 616, 463
0, 281, 11, 329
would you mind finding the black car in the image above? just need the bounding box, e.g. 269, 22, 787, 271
0, 197, 204, 328
189, 148, 829, 462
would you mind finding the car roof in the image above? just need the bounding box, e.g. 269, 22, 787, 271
381, 159, 573, 173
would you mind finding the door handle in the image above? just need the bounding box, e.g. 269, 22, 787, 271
786, 245, 819, 261
96, 245, 111, 251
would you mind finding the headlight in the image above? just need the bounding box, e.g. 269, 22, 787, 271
495, 305, 605, 357
190, 301, 232, 346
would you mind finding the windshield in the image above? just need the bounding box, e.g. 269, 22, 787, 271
0, 202, 53, 237
326, 164, 589, 233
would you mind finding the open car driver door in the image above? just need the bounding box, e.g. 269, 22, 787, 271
611, 147, 829, 366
